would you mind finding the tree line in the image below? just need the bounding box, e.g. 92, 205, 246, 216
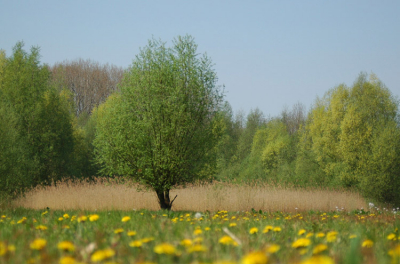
1, 38, 399, 208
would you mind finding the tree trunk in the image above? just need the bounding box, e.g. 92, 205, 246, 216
155, 189, 177, 210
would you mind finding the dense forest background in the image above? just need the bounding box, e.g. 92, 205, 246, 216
1, 43, 400, 205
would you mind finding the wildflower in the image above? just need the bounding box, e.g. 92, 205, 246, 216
229, 223, 237, 227
0, 242, 6, 256
312, 244, 328, 254
180, 239, 193, 247
362, 239, 373, 248
300, 255, 334, 264
8, 244, 16, 253
58, 217, 64, 221
249, 227, 258, 234
63, 214, 70, 219
187, 244, 207, 253
219, 236, 238, 246
389, 244, 400, 257
36, 225, 47, 231
62, 225, 70, 229
292, 238, 311, 248
89, 214, 99, 222
264, 244, 280, 254
58, 241, 75, 252
17, 217, 27, 224
241, 251, 268, 264
273, 227, 282, 232
77, 216, 87, 222
122, 216, 131, 222
91, 248, 115, 262
326, 231, 338, 242
388, 233, 397, 240
263, 226, 273, 233
141, 237, 155, 243
193, 229, 202, 235
349, 234, 357, 239
298, 229, 306, 236
114, 228, 124, 234
42, 211, 48, 216
30, 238, 47, 250
194, 237, 203, 244
59, 256, 76, 264
127, 231, 137, 236
316, 232, 325, 238
129, 240, 143, 247
154, 243, 176, 255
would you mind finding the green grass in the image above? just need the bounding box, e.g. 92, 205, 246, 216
0, 208, 400, 263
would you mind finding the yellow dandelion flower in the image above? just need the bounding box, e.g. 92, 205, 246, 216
91, 248, 115, 262
193, 229, 202, 235
58, 217, 64, 221
63, 214, 69, 219
129, 240, 143, 247
389, 244, 400, 257
141, 237, 154, 243
241, 251, 268, 264
298, 229, 306, 235
229, 223, 237, 227
205, 227, 211, 231
41, 211, 48, 216
219, 236, 237, 246
349, 234, 357, 239
326, 231, 338, 242
316, 232, 325, 238
362, 239, 373, 248
30, 238, 47, 250
57, 241, 75, 252
388, 233, 397, 240
312, 244, 328, 254
300, 255, 334, 264
70, 216, 76, 222
154, 243, 176, 255
0, 242, 6, 256
89, 214, 99, 222
59, 256, 76, 264
273, 227, 282, 232
77, 216, 87, 222
180, 239, 193, 247
1, 215, 5, 219
264, 244, 280, 254
36, 225, 47, 231
114, 228, 124, 234
17, 217, 27, 224
292, 238, 311, 248
249, 227, 258, 234
187, 244, 207, 253
8, 244, 16, 252
127, 231, 137, 236
263, 226, 273, 233
121, 216, 131, 222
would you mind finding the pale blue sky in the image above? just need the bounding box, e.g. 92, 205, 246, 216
1, 1, 399, 117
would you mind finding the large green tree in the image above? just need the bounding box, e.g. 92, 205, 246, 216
94, 36, 224, 210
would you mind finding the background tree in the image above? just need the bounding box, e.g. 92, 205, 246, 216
94, 36, 224, 210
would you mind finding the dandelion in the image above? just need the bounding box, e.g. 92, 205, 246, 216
17, 217, 27, 224
241, 251, 268, 264
193, 229, 202, 235
316, 232, 325, 238
63, 214, 70, 219
36, 225, 47, 231
180, 239, 193, 247
30, 238, 47, 250
187, 244, 207, 253
141, 237, 154, 243
59, 256, 76, 264
58, 217, 64, 221
389, 244, 400, 257
264, 244, 280, 254
292, 238, 311, 248
58, 241, 75, 252
122, 216, 131, 222
127, 231, 137, 236
273, 227, 282, 232
249, 227, 258, 234
313, 244, 328, 254
262, 225, 273, 233
114, 228, 124, 234
326, 231, 338, 243
91, 248, 115, 262
300, 255, 334, 264
154, 243, 176, 255
219, 236, 238, 246
388, 233, 397, 240
362, 239, 373, 248
129, 240, 143, 248
7, 244, 16, 253
89, 214, 99, 222
0, 242, 6, 256
349, 234, 357, 239
298, 229, 306, 236
41, 211, 48, 216
77, 216, 87, 222
229, 223, 237, 227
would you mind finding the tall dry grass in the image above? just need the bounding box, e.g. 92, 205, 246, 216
13, 178, 367, 212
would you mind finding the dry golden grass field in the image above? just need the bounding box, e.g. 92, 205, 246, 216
14, 178, 367, 212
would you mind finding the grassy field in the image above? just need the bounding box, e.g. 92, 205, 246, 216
2, 180, 398, 263
1, 207, 400, 264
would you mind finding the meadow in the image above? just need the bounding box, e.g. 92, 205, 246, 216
1, 180, 399, 264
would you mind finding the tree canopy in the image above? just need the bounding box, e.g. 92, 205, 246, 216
93, 35, 224, 209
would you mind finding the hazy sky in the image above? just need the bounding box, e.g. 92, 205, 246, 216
1, 1, 399, 117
